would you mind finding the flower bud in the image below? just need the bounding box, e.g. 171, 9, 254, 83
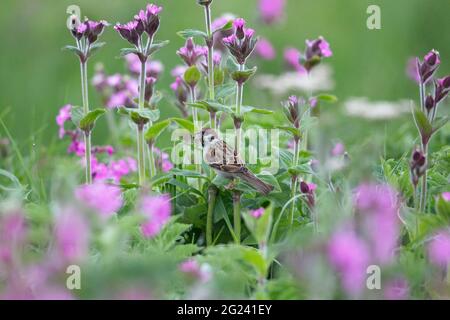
145, 77, 157, 102
197, 0, 213, 6
425, 95, 435, 111
418, 49, 440, 84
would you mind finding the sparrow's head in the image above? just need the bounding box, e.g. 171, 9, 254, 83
195, 128, 218, 148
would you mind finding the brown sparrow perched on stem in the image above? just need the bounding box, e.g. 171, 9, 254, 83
196, 128, 274, 195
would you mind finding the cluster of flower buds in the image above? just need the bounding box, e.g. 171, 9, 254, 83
410, 148, 427, 188
282, 96, 305, 129
434, 76, 450, 104
70, 17, 108, 44
177, 38, 208, 67
114, 4, 162, 48
303, 36, 333, 71
223, 18, 258, 65
417, 50, 440, 85
300, 181, 316, 208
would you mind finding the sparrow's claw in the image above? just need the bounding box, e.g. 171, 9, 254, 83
224, 179, 239, 190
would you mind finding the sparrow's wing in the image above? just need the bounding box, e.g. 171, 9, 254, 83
207, 139, 246, 173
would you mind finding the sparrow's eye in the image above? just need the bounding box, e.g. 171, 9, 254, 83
209, 136, 215, 142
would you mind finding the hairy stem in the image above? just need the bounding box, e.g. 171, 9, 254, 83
204, 4, 215, 102
206, 185, 218, 246
233, 191, 242, 245
137, 60, 147, 186
80, 61, 92, 184
289, 139, 299, 226
235, 82, 244, 155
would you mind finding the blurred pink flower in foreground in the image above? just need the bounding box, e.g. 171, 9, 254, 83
354, 183, 400, 264
0, 209, 26, 264
331, 142, 345, 157
255, 38, 276, 60
179, 259, 211, 283
56, 104, 72, 139
384, 278, 409, 300
140, 195, 172, 238
250, 208, 265, 219
258, 0, 285, 24
75, 182, 123, 218
428, 231, 450, 267
284, 47, 305, 73
442, 192, 450, 202
54, 208, 89, 262
406, 57, 420, 84
328, 230, 369, 296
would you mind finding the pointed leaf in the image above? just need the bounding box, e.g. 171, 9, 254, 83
432, 116, 449, 135
177, 29, 207, 39
119, 48, 140, 57
413, 109, 432, 138
62, 45, 84, 59
171, 118, 195, 133
88, 42, 106, 58
241, 106, 273, 115
79, 108, 106, 131
148, 40, 170, 56
145, 119, 170, 142
316, 94, 338, 103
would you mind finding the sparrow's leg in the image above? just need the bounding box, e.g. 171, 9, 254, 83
224, 178, 239, 191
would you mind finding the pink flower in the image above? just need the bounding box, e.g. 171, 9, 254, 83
0, 209, 26, 264
428, 231, 450, 267
258, 0, 285, 24
75, 182, 123, 218
179, 259, 211, 283
140, 195, 172, 238
331, 142, 345, 157
442, 192, 450, 202
406, 57, 420, 84
284, 48, 306, 73
328, 230, 370, 296
54, 208, 89, 262
384, 278, 409, 300
255, 38, 275, 60
354, 183, 399, 264
56, 105, 72, 139
250, 208, 265, 219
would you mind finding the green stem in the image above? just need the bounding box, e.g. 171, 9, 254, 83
419, 143, 428, 212
289, 139, 299, 225
233, 191, 242, 245
136, 59, 147, 186
206, 185, 218, 246
204, 4, 214, 101
147, 142, 156, 186
84, 132, 92, 184
80, 61, 92, 184
210, 112, 216, 131
235, 82, 243, 155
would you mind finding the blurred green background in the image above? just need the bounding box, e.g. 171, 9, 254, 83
1, 0, 449, 154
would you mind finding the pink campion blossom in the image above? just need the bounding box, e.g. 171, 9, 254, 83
125, 54, 164, 78
328, 230, 370, 297
255, 38, 276, 60
406, 57, 420, 84
384, 278, 409, 300
331, 142, 345, 157
171, 65, 187, 77
91, 157, 109, 181
0, 209, 26, 264
140, 195, 172, 238
305, 36, 333, 59
442, 192, 450, 202
54, 208, 89, 262
177, 38, 207, 66
284, 48, 306, 73
354, 183, 400, 264
107, 91, 129, 109
258, 0, 285, 24
309, 97, 318, 108
179, 259, 211, 283
75, 182, 123, 218
153, 147, 174, 173
250, 208, 265, 219
56, 104, 72, 139
428, 231, 450, 267
211, 13, 236, 51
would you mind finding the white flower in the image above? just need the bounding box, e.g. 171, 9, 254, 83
345, 97, 411, 120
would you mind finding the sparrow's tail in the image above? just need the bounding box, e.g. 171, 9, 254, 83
239, 171, 274, 195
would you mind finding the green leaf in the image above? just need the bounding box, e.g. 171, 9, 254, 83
241, 247, 268, 277
62, 45, 84, 58
215, 83, 236, 100
213, 20, 233, 34
148, 40, 170, 56
184, 65, 201, 86
288, 164, 313, 176
145, 119, 170, 142
231, 67, 257, 83
170, 168, 210, 181
214, 68, 225, 86
119, 48, 140, 57
432, 116, 449, 134
118, 107, 160, 124
412, 109, 432, 138
188, 101, 232, 113
436, 194, 450, 222
177, 29, 207, 39
171, 117, 195, 133
255, 204, 273, 245
88, 42, 106, 57
276, 126, 301, 138
316, 94, 338, 103
79, 108, 106, 131
0, 169, 24, 192
241, 106, 273, 115
70, 105, 84, 127
256, 172, 282, 193
150, 173, 172, 187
